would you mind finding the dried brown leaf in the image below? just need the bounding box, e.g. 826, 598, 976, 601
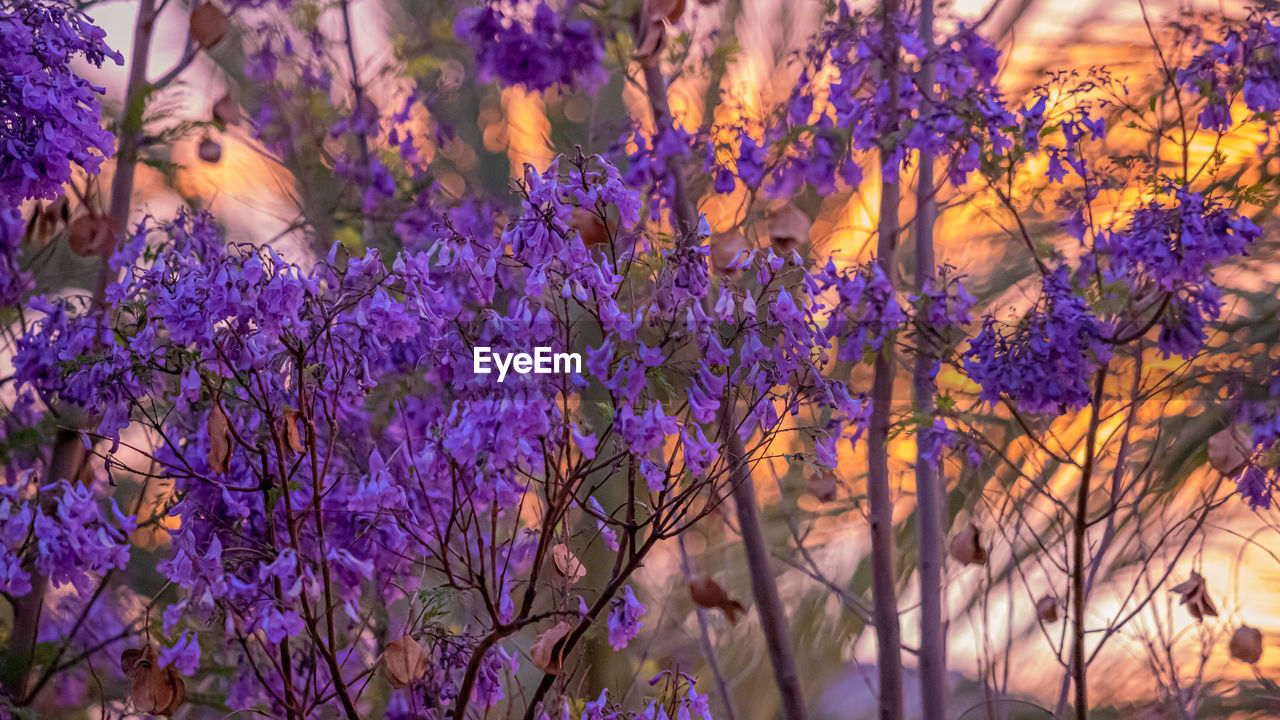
207, 401, 232, 474
67, 215, 113, 257
190, 3, 228, 49
551, 543, 586, 583
689, 575, 745, 624
530, 621, 572, 674
383, 635, 429, 689
1170, 571, 1217, 621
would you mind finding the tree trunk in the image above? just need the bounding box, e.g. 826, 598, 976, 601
913, 0, 948, 717
868, 1, 905, 719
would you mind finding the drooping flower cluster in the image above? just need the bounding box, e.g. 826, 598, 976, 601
0, 0, 120, 205
964, 268, 1113, 415
1228, 365, 1280, 509
454, 0, 605, 92
0, 207, 29, 306
0, 476, 134, 597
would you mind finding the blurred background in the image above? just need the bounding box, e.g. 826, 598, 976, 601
54, 0, 1280, 717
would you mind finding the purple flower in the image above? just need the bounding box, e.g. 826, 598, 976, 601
737, 132, 766, 187
159, 631, 201, 676
607, 586, 645, 650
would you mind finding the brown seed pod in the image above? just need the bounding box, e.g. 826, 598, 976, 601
212, 94, 241, 126
709, 229, 750, 277
198, 137, 223, 164
281, 410, 304, 454
631, 19, 667, 67
1170, 571, 1218, 621
767, 204, 811, 253
807, 470, 839, 503
383, 635, 429, 689
689, 575, 745, 624
1229, 625, 1263, 663
949, 523, 987, 566
529, 621, 572, 674
190, 3, 229, 49
570, 207, 609, 247
644, 0, 686, 24
1208, 425, 1251, 477
551, 543, 586, 583
120, 646, 186, 716
1036, 595, 1059, 623
67, 214, 113, 257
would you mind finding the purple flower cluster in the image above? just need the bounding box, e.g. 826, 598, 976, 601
455, 1, 605, 92
773, 9, 1013, 192
0, 207, 30, 305
0, 0, 120, 205
964, 268, 1112, 415
815, 261, 905, 364
0, 476, 134, 597
1095, 188, 1261, 358
1232, 365, 1280, 509
607, 586, 645, 650
1179, 15, 1280, 131
6, 144, 878, 713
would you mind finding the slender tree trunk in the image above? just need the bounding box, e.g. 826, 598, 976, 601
1, 0, 158, 704
724, 427, 809, 720
868, 1, 905, 719
913, 0, 947, 717
642, 61, 808, 720
1071, 369, 1107, 720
